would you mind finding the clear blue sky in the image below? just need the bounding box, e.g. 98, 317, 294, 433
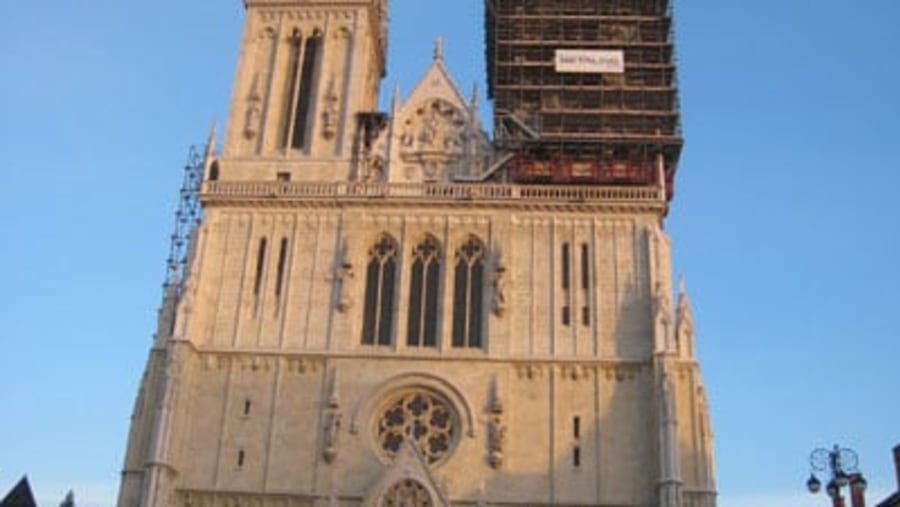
1, 2, 898, 507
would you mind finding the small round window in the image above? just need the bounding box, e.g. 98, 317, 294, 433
373, 389, 459, 465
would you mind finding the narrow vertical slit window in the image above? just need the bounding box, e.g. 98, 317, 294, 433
243, 399, 252, 416
562, 242, 571, 326
580, 243, 590, 290
573, 446, 581, 467
274, 238, 288, 298
407, 236, 442, 347
581, 242, 591, 326
452, 237, 486, 348
281, 29, 303, 149
253, 237, 268, 296
573, 416, 581, 439
362, 235, 398, 345
291, 31, 322, 150
237, 450, 245, 468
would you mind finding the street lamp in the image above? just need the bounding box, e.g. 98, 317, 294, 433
807, 444, 868, 507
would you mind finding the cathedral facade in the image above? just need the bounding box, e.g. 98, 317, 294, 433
117, 1, 717, 507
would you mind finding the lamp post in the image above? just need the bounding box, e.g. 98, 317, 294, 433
806, 445, 868, 507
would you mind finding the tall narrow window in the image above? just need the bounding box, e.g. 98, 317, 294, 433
280, 29, 303, 149
253, 237, 268, 296
452, 237, 486, 348
275, 238, 288, 298
362, 235, 398, 345
561, 242, 571, 326
291, 31, 322, 149
407, 236, 442, 347
573, 416, 581, 439
581, 243, 591, 325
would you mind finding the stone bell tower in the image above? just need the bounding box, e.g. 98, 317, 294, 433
118, 1, 718, 507
223, 0, 387, 179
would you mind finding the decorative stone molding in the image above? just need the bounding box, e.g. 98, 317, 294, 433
349, 372, 476, 439
178, 490, 313, 507
514, 363, 545, 380
197, 353, 323, 374
558, 364, 597, 382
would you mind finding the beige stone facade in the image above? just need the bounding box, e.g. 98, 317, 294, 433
117, 2, 717, 507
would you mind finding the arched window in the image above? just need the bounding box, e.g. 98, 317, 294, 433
407, 236, 442, 347
452, 237, 486, 348
362, 235, 398, 345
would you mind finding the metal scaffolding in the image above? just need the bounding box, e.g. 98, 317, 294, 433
485, 0, 682, 197
162, 145, 204, 301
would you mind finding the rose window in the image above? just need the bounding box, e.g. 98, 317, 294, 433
381, 479, 433, 507
375, 390, 459, 465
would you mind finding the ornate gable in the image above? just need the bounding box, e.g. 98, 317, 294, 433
361, 39, 493, 183
361, 438, 451, 507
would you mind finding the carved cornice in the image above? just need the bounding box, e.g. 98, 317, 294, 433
180, 341, 659, 374
514, 360, 651, 382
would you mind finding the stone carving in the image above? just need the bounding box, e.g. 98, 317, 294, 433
244, 73, 263, 140
362, 155, 385, 182
323, 411, 341, 463
486, 378, 505, 468
399, 99, 466, 169
330, 239, 354, 312
321, 77, 339, 140
653, 281, 672, 324
323, 369, 341, 463
491, 249, 507, 317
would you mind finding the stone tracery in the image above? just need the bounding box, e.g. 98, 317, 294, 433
374, 389, 459, 465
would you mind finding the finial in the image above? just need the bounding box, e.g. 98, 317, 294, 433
433, 37, 444, 61
678, 274, 686, 296
470, 82, 480, 110
391, 83, 401, 110
205, 121, 217, 153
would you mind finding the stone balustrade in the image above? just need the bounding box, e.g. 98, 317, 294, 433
201, 180, 665, 205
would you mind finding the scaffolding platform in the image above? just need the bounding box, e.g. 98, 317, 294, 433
485, 0, 682, 198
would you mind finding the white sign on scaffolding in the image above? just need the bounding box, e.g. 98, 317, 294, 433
554, 49, 625, 74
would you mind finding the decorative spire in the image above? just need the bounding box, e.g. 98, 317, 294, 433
205, 121, 217, 158
433, 36, 444, 61
676, 275, 692, 321
470, 83, 480, 111
675, 274, 696, 358
391, 83, 401, 111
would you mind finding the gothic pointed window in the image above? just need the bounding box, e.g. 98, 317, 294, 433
407, 236, 442, 347
452, 236, 485, 348
381, 480, 434, 507
362, 235, 399, 345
